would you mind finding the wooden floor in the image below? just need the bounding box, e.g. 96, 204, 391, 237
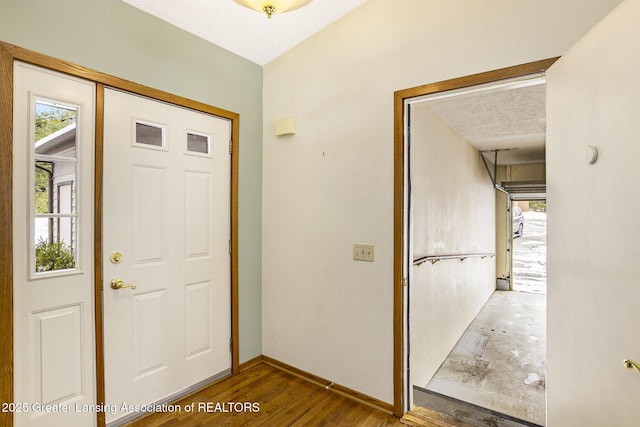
124, 360, 407, 427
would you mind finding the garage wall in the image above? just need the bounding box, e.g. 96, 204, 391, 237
0, 0, 264, 362
262, 0, 622, 403
409, 104, 496, 388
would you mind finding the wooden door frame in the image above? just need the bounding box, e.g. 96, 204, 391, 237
392, 57, 559, 417
0, 41, 240, 427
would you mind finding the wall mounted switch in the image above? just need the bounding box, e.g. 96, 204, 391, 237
353, 243, 375, 262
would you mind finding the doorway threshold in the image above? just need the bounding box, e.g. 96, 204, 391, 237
412, 387, 542, 427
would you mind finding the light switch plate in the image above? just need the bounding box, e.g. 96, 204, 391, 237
353, 243, 375, 262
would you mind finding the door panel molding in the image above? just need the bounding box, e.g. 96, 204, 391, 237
0, 41, 240, 427
392, 57, 559, 417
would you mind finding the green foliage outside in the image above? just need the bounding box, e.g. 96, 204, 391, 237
35, 108, 75, 141
35, 238, 76, 272
529, 200, 547, 212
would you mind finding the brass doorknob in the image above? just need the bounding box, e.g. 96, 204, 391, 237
624, 359, 640, 376
110, 278, 136, 290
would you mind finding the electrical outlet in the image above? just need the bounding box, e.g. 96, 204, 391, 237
353, 243, 375, 262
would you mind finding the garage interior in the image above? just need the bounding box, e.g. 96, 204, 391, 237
408, 74, 547, 426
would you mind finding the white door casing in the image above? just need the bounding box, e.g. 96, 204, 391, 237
102, 89, 231, 424
13, 62, 96, 427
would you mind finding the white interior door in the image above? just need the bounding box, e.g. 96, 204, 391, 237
13, 62, 96, 427
102, 88, 231, 424
546, 0, 640, 425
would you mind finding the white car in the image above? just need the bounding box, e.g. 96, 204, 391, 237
513, 206, 524, 237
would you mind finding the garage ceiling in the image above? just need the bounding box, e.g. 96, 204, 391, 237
418, 76, 547, 166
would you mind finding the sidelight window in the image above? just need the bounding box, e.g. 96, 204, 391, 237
33, 100, 79, 274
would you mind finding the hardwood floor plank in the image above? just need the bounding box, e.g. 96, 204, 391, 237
125, 361, 407, 427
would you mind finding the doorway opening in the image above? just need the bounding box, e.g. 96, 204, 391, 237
512, 198, 547, 294
413, 195, 548, 426
396, 61, 557, 426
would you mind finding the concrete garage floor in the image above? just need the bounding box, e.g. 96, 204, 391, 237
420, 290, 546, 426
413, 210, 547, 426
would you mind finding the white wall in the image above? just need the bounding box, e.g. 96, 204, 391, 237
546, 0, 640, 424
262, 0, 622, 403
409, 104, 495, 389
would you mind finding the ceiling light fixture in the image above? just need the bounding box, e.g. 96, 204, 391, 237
232, 0, 314, 19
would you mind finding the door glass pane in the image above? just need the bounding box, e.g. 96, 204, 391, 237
35, 162, 76, 214
187, 132, 210, 154
34, 101, 78, 273
35, 235, 76, 273
35, 103, 77, 157
34, 211, 75, 246
35, 161, 54, 213
136, 122, 164, 147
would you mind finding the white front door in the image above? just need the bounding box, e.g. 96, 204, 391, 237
546, 0, 640, 425
102, 88, 231, 424
13, 62, 96, 427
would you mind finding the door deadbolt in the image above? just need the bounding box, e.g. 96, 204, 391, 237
110, 252, 123, 264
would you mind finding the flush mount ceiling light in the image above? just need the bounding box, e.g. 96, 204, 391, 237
232, 0, 314, 19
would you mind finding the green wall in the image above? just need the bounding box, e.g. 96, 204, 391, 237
0, 0, 263, 362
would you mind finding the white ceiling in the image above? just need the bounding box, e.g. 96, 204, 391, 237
122, 0, 368, 65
